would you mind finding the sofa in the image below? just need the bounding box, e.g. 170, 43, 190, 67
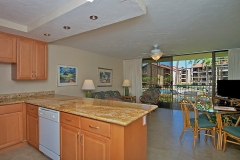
91, 90, 135, 103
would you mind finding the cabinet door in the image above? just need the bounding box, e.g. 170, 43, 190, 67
81, 130, 110, 160
60, 124, 80, 160
33, 41, 47, 79
27, 112, 39, 149
0, 32, 16, 63
16, 37, 33, 79
0, 112, 23, 149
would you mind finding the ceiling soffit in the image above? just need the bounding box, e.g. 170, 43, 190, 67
0, 0, 146, 42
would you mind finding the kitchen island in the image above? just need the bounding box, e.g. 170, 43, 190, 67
0, 93, 157, 160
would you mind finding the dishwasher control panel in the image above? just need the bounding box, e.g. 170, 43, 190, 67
39, 107, 60, 122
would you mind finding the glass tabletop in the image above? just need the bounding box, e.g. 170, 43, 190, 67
197, 105, 240, 114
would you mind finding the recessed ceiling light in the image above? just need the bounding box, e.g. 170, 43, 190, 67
44, 33, 50, 36
90, 15, 98, 20
63, 26, 71, 30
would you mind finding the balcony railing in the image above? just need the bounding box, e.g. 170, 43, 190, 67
142, 84, 213, 103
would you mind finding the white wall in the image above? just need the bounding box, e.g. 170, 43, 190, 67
0, 44, 123, 96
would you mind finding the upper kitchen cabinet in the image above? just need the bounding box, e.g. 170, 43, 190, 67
0, 32, 17, 63
12, 37, 48, 80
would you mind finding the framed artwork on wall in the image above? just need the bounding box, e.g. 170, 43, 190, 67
97, 67, 113, 87
58, 65, 77, 86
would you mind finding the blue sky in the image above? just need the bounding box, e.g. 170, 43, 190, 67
161, 60, 192, 68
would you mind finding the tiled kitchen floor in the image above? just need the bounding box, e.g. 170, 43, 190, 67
0, 108, 239, 160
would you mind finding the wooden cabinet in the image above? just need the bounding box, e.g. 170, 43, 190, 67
81, 130, 109, 160
0, 32, 17, 63
60, 124, 80, 160
0, 104, 23, 149
60, 112, 146, 160
26, 104, 39, 149
12, 37, 47, 80
60, 112, 110, 160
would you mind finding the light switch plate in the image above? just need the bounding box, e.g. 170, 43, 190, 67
143, 115, 146, 125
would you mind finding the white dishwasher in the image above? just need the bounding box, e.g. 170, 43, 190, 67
39, 107, 60, 160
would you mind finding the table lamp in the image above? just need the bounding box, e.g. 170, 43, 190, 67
122, 79, 131, 96
82, 79, 95, 98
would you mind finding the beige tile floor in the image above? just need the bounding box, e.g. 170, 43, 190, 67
0, 108, 239, 160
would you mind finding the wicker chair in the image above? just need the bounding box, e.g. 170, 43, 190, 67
195, 94, 216, 122
179, 98, 216, 149
139, 88, 160, 105
222, 116, 240, 152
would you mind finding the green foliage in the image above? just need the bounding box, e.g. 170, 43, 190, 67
142, 77, 150, 82
164, 76, 172, 82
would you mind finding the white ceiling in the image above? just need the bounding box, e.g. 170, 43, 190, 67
0, 0, 240, 60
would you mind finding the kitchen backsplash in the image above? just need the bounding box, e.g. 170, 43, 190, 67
0, 91, 55, 100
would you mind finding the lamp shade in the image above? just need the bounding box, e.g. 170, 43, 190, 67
82, 80, 95, 90
122, 79, 131, 87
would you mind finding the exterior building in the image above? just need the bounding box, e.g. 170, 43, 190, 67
142, 63, 174, 86
191, 60, 228, 85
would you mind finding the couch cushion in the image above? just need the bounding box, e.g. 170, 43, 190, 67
112, 91, 122, 99
92, 91, 105, 99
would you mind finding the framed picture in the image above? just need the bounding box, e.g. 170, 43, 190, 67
58, 65, 77, 86
97, 67, 113, 87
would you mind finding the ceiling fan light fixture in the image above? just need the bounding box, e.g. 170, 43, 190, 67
151, 53, 163, 61
150, 44, 163, 61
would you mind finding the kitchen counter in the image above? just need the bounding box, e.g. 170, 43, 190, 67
0, 94, 158, 126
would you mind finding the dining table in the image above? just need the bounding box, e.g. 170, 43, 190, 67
197, 105, 240, 150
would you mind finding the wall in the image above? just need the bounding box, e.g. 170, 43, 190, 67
0, 44, 123, 96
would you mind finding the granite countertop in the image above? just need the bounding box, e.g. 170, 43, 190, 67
0, 94, 158, 126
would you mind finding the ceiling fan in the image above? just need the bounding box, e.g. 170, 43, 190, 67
136, 44, 174, 60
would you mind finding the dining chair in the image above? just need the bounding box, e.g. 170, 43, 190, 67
195, 94, 216, 122
179, 98, 217, 149
222, 116, 240, 152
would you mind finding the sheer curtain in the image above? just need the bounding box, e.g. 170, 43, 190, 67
228, 48, 240, 80
123, 58, 142, 102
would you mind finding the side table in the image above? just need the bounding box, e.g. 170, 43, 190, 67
122, 96, 136, 103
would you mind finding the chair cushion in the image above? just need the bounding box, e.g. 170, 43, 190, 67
199, 114, 209, 120
199, 113, 216, 122
190, 118, 216, 128
223, 126, 240, 138
140, 88, 160, 104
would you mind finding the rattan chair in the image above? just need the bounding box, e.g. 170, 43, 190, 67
179, 98, 216, 149
195, 94, 216, 122
139, 88, 160, 105
222, 116, 240, 152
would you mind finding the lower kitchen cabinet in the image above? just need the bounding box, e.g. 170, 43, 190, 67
26, 104, 39, 149
81, 130, 109, 160
26, 113, 39, 149
0, 104, 23, 150
60, 124, 80, 160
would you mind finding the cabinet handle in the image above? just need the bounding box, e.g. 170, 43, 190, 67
77, 133, 80, 144
89, 125, 99, 129
80, 134, 83, 146
65, 118, 73, 122
37, 119, 38, 127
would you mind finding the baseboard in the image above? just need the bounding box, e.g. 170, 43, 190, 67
0, 142, 27, 154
